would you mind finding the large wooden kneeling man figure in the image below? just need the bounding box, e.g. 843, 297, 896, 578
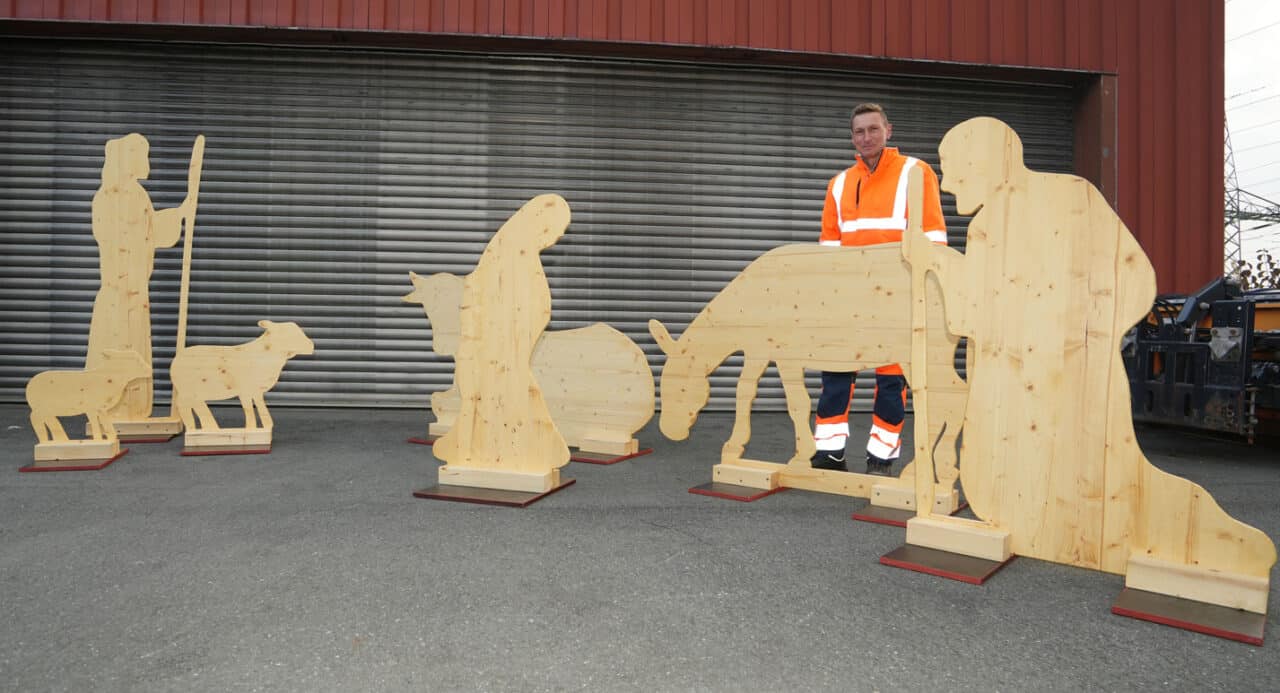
901, 117, 1275, 617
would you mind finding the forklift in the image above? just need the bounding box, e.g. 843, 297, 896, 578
1123, 277, 1280, 443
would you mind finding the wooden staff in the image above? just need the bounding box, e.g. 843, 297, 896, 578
169, 134, 204, 417
905, 165, 936, 518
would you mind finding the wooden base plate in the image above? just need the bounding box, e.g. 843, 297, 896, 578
412, 478, 576, 507
688, 481, 787, 502
571, 448, 654, 465
1112, 587, 1266, 646
112, 419, 183, 443
409, 437, 649, 467
118, 433, 180, 443
181, 445, 272, 456
852, 501, 971, 528
20, 448, 129, 472
879, 544, 1015, 584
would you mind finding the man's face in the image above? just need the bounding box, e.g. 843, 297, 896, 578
851, 112, 892, 162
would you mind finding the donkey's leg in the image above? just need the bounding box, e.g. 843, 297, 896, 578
240, 395, 258, 429
776, 361, 816, 465
254, 394, 273, 429
722, 357, 768, 463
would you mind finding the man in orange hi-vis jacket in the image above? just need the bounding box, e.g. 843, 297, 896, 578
811, 103, 948, 475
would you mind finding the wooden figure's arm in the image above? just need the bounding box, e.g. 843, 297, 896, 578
902, 223, 971, 335
152, 136, 203, 250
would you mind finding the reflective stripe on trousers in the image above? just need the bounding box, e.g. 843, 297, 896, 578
814, 368, 907, 459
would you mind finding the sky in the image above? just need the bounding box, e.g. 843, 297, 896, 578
1226, 0, 1280, 261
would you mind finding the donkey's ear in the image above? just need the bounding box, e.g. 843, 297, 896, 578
648, 319, 676, 354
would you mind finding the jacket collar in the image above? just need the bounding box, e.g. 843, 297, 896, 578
855, 146, 901, 175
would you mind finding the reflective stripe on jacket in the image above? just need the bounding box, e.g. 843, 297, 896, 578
820, 147, 948, 247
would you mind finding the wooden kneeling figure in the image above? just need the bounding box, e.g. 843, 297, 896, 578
170, 320, 314, 454
404, 271, 654, 457
24, 349, 150, 469
428, 194, 574, 494
899, 116, 1276, 617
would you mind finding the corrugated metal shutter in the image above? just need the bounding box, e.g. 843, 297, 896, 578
0, 39, 1073, 411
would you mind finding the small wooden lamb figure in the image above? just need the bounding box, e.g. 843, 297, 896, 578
170, 320, 314, 455
24, 349, 150, 471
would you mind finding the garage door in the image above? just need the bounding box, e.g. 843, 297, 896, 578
0, 38, 1074, 411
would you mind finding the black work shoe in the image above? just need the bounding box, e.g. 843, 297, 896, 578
810, 450, 847, 471
865, 455, 894, 477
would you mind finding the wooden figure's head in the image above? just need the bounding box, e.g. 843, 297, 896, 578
938, 117, 1025, 215
102, 133, 150, 184
258, 320, 315, 358
648, 319, 708, 441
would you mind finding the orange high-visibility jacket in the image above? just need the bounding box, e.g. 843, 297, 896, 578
820, 147, 948, 247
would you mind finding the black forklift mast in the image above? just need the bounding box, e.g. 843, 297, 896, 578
1172, 276, 1242, 334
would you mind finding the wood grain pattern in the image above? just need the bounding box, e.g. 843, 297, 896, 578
85, 133, 198, 427
649, 242, 967, 500
902, 117, 1274, 611
431, 195, 572, 482
405, 274, 654, 456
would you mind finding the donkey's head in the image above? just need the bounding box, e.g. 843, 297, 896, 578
648, 319, 709, 441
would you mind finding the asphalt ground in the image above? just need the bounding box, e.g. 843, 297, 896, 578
1, 403, 1277, 692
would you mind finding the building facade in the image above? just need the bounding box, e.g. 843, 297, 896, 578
0, 1, 1224, 409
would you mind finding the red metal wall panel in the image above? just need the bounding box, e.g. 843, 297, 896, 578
0, 0, 1226, 292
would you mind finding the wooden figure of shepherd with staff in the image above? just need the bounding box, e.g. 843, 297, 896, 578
86, 133, 203, 439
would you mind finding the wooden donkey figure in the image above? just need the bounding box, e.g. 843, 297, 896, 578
648, 242, 967, 510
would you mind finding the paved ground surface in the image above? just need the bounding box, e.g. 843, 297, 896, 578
1, 403, 1277, 692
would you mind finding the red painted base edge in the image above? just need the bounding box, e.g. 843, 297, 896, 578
407, 437, 436, 446
880, 554, 986, 584
688, 482, 788, 502
412, 478, 576, 508
181, 447, 272, 457
1112, 589, 1266, 646
879, 544, 1016, 585
20, 448, 130, 472
851, 510, 910, 528
118, 435, 179, 444
571, 448, 655, 465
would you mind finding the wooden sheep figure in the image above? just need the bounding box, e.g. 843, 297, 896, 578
170, 320, 314, 454
24, 349, 150, 468
403, 270, 655, 458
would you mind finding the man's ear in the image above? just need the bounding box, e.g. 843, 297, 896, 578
884, 122, 893, 141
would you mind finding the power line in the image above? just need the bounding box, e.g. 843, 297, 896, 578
1229, 93, 1280, 110
1227, 18, 1280, 42
1239, 160, 1280, 173
1237, 138, 1280, 153
1234, 116, 1280, 133
1227, 86, 1266, 101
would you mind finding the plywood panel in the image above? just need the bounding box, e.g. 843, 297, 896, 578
650, 243, 967, 498
901, 117, 1275, 610
432, 195, 572, 482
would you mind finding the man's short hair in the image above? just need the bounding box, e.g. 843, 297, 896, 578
851, 103, 888, 126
